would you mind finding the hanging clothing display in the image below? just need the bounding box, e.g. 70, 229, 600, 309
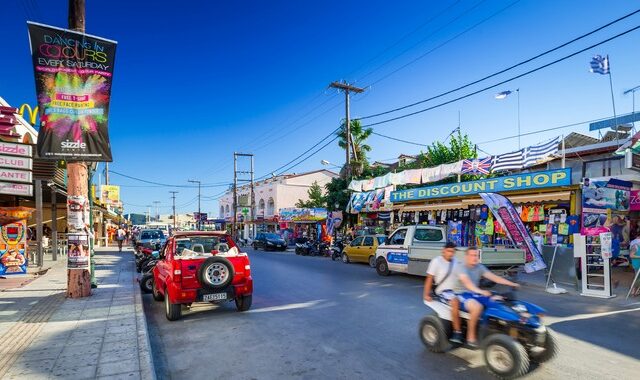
403, 169, 422, 184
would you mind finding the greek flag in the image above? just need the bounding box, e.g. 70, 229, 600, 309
491, 149, 524, 172
590, 55, 609, 75
491, 136, 560, 172
522, 136, 560, 167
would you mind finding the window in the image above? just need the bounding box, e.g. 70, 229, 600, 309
219, 206, 224, 217
413, 228, 443, 243
267, 198, 275, 216
141, 230, 163, 240
389, 229, 407, 245
363, 237, 374, 246
259, 199, 265, 212
350, 237, 364, 246
376, 236, 386, 245
225, 205, 230, 214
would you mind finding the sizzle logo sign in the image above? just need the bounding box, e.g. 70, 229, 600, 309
61, 140, 87, 149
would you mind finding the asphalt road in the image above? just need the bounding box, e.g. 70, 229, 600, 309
143, 249, 640, 380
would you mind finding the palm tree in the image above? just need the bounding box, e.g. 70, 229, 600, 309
336, 119, 372, 177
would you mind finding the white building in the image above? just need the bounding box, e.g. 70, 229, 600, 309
218, 169, 338, 226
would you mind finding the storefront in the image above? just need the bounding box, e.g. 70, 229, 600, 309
279, 208, 327, 242
389, 169, 580, 249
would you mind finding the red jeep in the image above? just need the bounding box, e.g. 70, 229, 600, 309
152, 231, 253, 321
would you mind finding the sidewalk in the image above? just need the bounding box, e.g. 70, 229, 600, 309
0, 248, 155, 380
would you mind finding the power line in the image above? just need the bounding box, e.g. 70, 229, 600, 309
110, 170, 229, 188
371, 131, 429, 147
355, 0, 491, 84
342, 0, 462, 80
359, 23, 640, 128
358, 7, 640, 120
276, 136, 340, 176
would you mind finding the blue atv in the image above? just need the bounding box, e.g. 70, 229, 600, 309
420, 290, 557, 379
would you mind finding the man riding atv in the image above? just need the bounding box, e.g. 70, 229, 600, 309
424, 245, 518, 348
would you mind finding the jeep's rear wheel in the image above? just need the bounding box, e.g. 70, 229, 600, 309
164, 288, 181, 321
235, 295, 252, 312
198, 256, 235, 290
152, 278, 164, 301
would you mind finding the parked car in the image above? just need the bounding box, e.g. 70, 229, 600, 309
374, 225, 525, 277
136, 229, 167, 251
342, 234, 387, 267
152, 231, 253, 321
252, 232, 287, 251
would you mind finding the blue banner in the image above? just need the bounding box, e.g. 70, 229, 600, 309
390, 168, 571, 203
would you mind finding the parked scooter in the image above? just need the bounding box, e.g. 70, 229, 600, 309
331, 239, 345, 261
295, 238, 310, 256
139, 256, 159, 293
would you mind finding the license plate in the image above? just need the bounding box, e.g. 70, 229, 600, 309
203, 293, 227, 301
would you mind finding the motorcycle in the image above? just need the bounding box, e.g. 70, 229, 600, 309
136, 243, 161, 273
139, 256, 159, 293
331, 239, 345, 261
419, 288, 557, 379
295, 238, 310, 256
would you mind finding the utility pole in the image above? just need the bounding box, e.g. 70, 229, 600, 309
188, 180, 201, 230
169, 191, 178, 231
146, 205, 151, 224
66, 0, 91, 298
152, 200, 160, 221
329, 81, 365, 179
105, 162, 109, 185
233, 153, 238, 239
233, 153, 254, 240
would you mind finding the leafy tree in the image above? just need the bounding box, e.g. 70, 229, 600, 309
296, 181, 326, 208
336, 119, 373, 177
423, 131, 476, 167
324, 177, 351, 211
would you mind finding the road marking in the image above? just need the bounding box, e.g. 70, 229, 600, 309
545, 306, 640, 325
248, 300, 324, 313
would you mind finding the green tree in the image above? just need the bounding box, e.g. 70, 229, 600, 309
324, 177, 351, 211
423, 131, 476, 167
296, 181, 326, 208
336, 119, 373, 177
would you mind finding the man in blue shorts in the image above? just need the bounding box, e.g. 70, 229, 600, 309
457, 247, 519, 348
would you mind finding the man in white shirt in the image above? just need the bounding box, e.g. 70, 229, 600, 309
116, 227, 126, 252
423, 242, 465, 344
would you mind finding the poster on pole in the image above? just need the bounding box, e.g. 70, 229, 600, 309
27, 22, 117, 161
68, 195, 89, 231
480, 192, 546, 273
68, 233, 90, 269
0, 221, 28, 275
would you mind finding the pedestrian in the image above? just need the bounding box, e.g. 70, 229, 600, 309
116, 226, 126, 252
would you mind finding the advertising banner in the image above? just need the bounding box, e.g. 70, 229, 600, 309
630, 190, 640, 211
0, 182, 33, 197
581, 178, 631, 236
100, 185, 120, 206
0, 219, 29, 275
326, 211, 343, 236
68, 233, 89, 269
480, 192, 546, 273
599, 232, 612, 259
279, 208, 327, 222
391, 168, 571, 202
27, 22, 117, 161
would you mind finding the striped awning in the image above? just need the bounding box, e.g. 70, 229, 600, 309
462, 191, 572, 206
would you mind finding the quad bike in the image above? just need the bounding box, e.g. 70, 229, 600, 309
419, 289, 557, 379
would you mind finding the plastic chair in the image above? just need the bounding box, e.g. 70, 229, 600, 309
192, 244, 205, 254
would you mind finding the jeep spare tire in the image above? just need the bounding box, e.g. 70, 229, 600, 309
198, 256, 234, 290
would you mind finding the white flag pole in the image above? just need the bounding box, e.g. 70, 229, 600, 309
607, 55, 619, 145
561, 134, 566, 169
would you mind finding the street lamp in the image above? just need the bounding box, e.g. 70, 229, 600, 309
321, 159, 341, 169
495, 88, 521, 149
624, 85, 640, 131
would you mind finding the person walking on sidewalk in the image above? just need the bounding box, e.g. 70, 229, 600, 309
116, 226, 126, 252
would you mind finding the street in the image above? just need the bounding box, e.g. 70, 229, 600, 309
143, 249, 640, 380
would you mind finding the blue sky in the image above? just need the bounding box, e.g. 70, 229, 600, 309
2, 0, 640, 216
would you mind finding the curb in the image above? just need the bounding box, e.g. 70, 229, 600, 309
133, 256, 157, 380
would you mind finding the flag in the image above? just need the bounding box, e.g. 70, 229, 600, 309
491, 136, 560, 172
491, 149, 524, 172
461, 156, 493, 175
522, 136, 560, 167
590, 55, 609, 75
495, 90, 512, 99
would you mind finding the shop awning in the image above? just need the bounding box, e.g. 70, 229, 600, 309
462, 191, 572, 206
400, 202, 465, 212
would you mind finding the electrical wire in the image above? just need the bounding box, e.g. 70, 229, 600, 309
358, 23, 640, 128
358, 7, 640, 120
356, 0, 490, 84
364, 0, 522, 88
275, 136, 340, 176
110, 170, 230, 188
371, 131, 429, 147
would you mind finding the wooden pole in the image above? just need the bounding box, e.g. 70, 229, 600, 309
66, 0, 91, 298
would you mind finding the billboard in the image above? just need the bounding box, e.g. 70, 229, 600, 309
100, 185, 120, 206
27, 22, 117, 161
